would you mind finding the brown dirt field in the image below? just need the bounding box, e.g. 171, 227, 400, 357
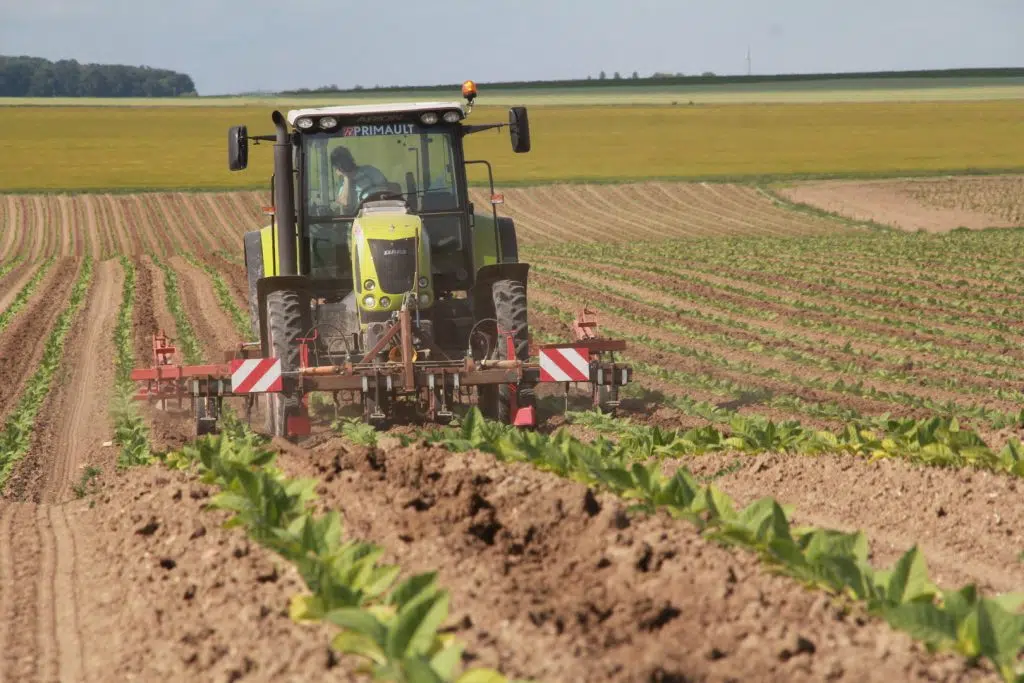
56, 195, 74, 258
0, 259, 80, 425
3, 259, 123, 504
79, 194, 103, 259
463, 181, 851, 243
0, 459, 367, 683
2, 179, 1023, 681
21, 196, 43, 262
131, 256, 176, 367
529, 284, 926, 421
589, 251, 1024, 364
264, 437, 998, 682
0, 182, 854, 260
899, 175, 1024, 225
534, 262, 1024, 406
673, 453, 1024, 596
777, 179, 1017, 232
169, 255, 245, 358
98, 195, 137, 256
130, 255, 200, 454
0, 196, 18, 261
0, 260, 40, 314
202, 192, 252, 252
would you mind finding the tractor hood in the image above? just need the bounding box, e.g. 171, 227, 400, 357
351, 211, 434, 317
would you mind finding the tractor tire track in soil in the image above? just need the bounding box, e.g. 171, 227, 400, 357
0, 258, 80, 425
73, 465, 361, 683
0, 502, 85, 683
270, 438, 996, 682
676, 453, 1024, 595
3, 259, 124, 504
2, 461, 360, 682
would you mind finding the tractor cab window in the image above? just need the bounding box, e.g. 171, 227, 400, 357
303, 124, 465, 258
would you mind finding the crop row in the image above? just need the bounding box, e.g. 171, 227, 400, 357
537, 245, 1016, 352
410, 408, 1023, 681
0, 256, 22, 280
0, 258, 92, 490
155, 416, 520, 683
149, 253, 203, 364
531, 296, 1024, 439
533, 262, 1024, 404
525, 234, 1024, 429
0, 182, 860, 264
111, 256, 153, 469
537, 230, 1024, 325
0, 259, 54, 333
179, 251, 251, 338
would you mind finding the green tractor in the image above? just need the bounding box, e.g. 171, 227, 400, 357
228, 81, 540, 436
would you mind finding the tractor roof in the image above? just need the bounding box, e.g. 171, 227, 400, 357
286, 101, 467, 126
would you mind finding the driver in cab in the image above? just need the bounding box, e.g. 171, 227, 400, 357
331, 146, 390, 214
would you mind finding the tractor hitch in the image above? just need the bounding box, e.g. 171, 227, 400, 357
128, 306, 632, 438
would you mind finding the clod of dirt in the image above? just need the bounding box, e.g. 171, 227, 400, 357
135, 517, 160, 535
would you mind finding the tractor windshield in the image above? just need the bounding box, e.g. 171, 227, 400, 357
303, 124, 464, 279
304, 125, 461, 216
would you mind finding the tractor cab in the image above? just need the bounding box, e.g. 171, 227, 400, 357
299, 104, 471, 290
128, 81, 633, 439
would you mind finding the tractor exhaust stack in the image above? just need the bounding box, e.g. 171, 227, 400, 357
271, 110, 298, 276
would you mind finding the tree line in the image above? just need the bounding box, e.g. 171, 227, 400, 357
0, 55, 197, 97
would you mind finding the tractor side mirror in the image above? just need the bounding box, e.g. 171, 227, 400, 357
228, 125, 248, 171
509, 106, 530, 153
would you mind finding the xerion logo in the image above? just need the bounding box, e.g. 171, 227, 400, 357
342, 123, 417, 137
383, 249, 408, 256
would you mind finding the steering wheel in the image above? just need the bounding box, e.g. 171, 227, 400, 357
360, 189, 405, 205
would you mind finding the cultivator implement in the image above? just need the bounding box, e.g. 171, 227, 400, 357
130, 306, 633, 438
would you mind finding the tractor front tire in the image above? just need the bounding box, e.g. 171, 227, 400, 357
479, 279, 534, 423
263, 290, 309, 437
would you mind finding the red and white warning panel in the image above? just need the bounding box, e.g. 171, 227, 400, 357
229, 358, 283, 393
539, 346, 591, 382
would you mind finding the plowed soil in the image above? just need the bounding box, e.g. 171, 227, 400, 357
1, 176, 1023, 681
672, 454, 1024, 595
0, 260, 38, 314
3, 259, 123, 504
169, 255, 245, 357
777, 180, 1017, 232
268, 437, 998, 682
0, 259, 80, 424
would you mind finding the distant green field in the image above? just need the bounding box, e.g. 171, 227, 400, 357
2, 76, 1024, 108
1, 100, 1022, 192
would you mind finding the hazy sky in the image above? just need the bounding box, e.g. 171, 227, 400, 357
1, 0, 1021, 95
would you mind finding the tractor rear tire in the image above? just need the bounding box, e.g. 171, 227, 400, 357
263, 290, 309, 437
479, 279, 534, 423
